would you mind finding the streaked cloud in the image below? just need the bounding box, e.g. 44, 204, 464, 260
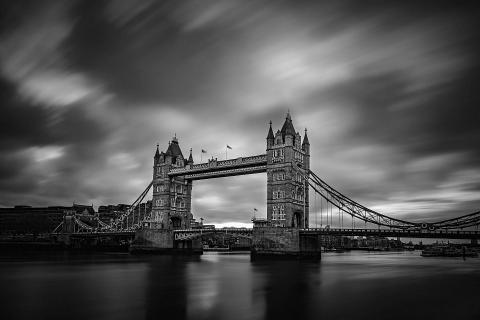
0, 0, 479, 227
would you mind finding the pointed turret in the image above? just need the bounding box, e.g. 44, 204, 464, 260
267, 121, 274, 148
154, 143, 160, 164
267, 121, 274, 139
280, 111, 296, 145
302, 128, 309, 146
280, 111, 296, 136
164, 135, 184, 166
302, 128, 310, 154
188, 148, 194, 164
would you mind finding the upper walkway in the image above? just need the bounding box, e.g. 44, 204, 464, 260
168, 154, 267, 180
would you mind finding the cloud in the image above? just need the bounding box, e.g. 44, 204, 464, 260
0, 0, 479, 227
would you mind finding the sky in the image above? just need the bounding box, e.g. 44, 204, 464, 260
1, 0, 479, 227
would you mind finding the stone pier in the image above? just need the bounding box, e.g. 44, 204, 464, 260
251, 225, 321, 259
130, 229, 202, 254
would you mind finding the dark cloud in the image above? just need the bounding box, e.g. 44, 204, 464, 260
0, 76, 54, 150
0, 74, 113, 206
62, 0, 246, 107
1, 0, 480, 225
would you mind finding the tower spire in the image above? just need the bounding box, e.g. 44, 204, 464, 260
302, 128, 310, 151
280, 110, 296, 138
267, 120, 274, 139
188, 148, 194, 164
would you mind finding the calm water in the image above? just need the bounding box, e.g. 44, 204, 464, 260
1, 251, 479, 320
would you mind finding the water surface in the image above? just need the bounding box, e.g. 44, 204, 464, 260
1, 251, 479, 320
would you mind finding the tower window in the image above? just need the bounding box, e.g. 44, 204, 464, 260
273, 190, 284, 199
273, 148, 284, 158
272, 205, 278, 220
280, 205, 285, 220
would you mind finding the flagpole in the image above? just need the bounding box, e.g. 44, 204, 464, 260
225, 146, 228, 160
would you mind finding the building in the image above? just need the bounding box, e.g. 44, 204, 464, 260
148, 136, 194, 230
266, 112, 310, 227
0, 204, 94, 235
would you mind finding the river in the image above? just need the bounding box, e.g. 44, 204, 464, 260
0, 250, 479, 320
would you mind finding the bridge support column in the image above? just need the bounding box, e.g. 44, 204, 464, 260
251, 226, 321, 259
130, 229, 202, 254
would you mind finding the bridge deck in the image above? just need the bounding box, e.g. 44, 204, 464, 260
53, 228, 480, 240
301, 228, 480, 239
52, 231, 135, 238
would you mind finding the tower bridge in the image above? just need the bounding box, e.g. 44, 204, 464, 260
53, 112, 480, 257
141, 111, 310, 233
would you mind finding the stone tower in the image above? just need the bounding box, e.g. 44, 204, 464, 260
266, 112, 310, 228
148, 136, 193, 230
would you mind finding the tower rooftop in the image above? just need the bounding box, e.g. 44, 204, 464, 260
280, 111, 296, 139
165, 137, 184, 163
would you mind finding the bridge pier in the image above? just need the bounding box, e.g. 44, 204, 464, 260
130, 228, 202, 254
251, 225, 321, 259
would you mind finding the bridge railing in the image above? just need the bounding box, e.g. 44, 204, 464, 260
301, 228, 480, 235
173, 228, 253, 233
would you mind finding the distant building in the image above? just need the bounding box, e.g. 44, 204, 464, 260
97, 201, 152, 226
98, 203, 131, 224
0, 204, 94, 235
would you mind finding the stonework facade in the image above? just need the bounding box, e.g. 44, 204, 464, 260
148, 137, 193, 230
266, 112, 310, 228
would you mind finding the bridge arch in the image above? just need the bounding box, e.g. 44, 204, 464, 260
292, 211, 302, 228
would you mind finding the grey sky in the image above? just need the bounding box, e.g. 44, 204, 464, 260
1, 0, 479, 226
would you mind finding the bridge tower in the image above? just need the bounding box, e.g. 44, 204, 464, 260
266, 112, 310, 228
149, 136, 193, 230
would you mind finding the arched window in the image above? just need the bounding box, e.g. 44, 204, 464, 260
296, 187, 304, 201
176, 198, 183, 209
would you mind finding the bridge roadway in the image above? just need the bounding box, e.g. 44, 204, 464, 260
53, 228, 480, 240
52, 231, 135, 238
302, 228, 480, 239
173, 228, 254, 240
173, 227, 480, 240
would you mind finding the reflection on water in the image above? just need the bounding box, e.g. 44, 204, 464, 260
1, 251, 479, 320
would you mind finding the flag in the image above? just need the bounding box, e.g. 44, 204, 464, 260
227, 145, 232, 149
254, 208, 258, 211
201, 149, 207, 153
